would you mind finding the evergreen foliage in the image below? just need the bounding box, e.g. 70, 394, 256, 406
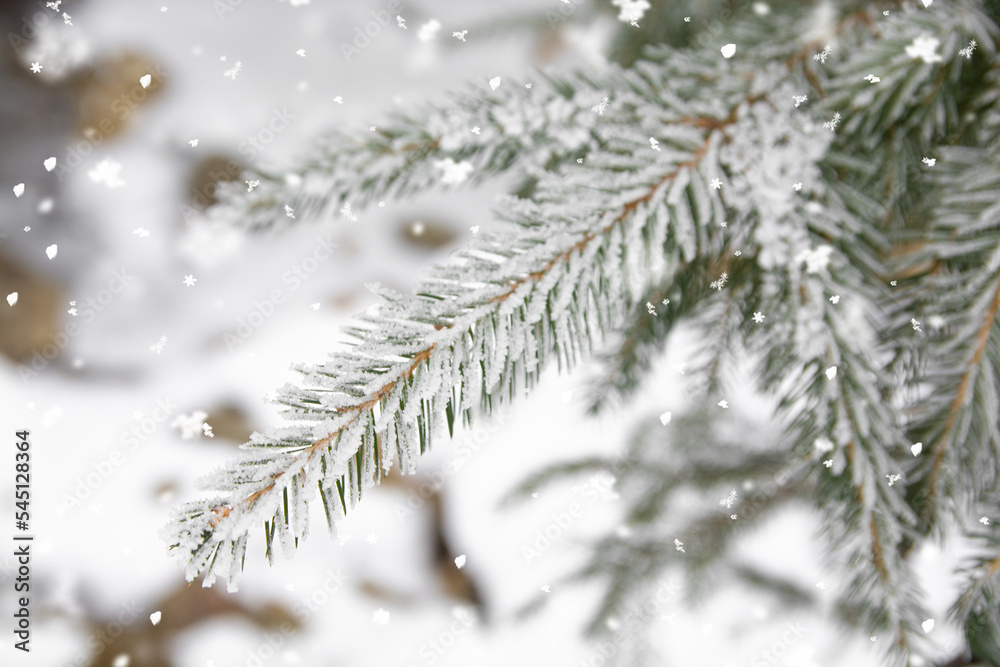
164, 2, 1000, 664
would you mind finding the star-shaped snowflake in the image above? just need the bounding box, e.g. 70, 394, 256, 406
718, 400, 729, 409
183, 275, 197, 287
366, 533, 378, 544
29, 62, 42, 73
752, 312, 765, 323
906, 34, 943, 64
710, 178, 723, 189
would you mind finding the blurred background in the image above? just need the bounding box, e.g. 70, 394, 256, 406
0, 1, 963, 665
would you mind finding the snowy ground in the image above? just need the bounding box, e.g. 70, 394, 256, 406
0, 1, 966, 666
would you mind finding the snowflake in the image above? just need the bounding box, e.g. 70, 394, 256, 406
823, 459, 834, 468
452, 30, 467, 42
171, 411, 209, 439
29, 62, 42, 73
814, 436, 835, 454
202, 423, 214, 438
980, 516, 990, 525
823, 112, 841, 132
813, 43, 832, 64
471, 126, 481, 135
372, 608, 390, 625
133, 227, 150, 237
886, 473, 902, 487
734, 250, 742, 256
793, 94, 808, 108
333, 96, 344, 104
661, 298, 670, 306
710, 272, 728, 291
340, 202, 358, 222
906, 35, 943, 64
864, 74, 881, 84
188, 139, 199, 147
649, 137, 660, 151
922, 157, 936, 167
718, 400, 729, 409
719, 489, 738, 509
591, 96, 610, 115
829, 295, 840, 304
62, 11, 72, 25
710, 178, 723, 190
793, 182, 802, 191
611, 0, 650, 24
366, 533, 378, 544
245, 179, 260, 192
795, 245, 833, 274
396, 15, 406, 29
284, 205, 295, 219
470, 226, 479, 234
88, 160, 126, 188
959, 39, 977, 59
434, 158, 474, 185
911, 318, 921, 331
825, 366, 837, 380
149, 335, 167, 354
646, 301, 657, 316
417, 19, 441, 42
183, 275, 197, 287
674, 539, 684, 552
752, 312, 765, 323
223, 59, 243, 79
